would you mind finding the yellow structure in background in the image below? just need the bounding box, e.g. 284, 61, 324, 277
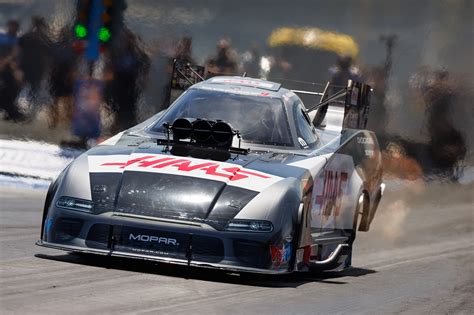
268, 27, 359, 58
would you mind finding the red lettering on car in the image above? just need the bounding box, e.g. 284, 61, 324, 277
200, 165, 233, 179
238, 169, 271, 179
221, 167, 247, 181
171, 160, 217, 172
152, 159, 188, 168
317, 170, 348, 217
137, 157, 174, 167
101, 155, 155, 168
99, 155, 273, 182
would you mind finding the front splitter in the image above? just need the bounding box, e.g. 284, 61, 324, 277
36, 240, 291, 275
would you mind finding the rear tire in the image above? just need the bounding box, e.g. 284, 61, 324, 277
358, 193, 371, 232
349, 194, 364, 244
369, 190, 382, 225
343, 194, 365, 269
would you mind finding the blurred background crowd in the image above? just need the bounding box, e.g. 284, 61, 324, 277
0, 0, 472, 183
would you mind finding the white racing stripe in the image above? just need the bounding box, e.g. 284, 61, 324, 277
88, 153, 283, 192
99, 132, 124, 146
288, 155, 329, 177
0, 139, 80, 189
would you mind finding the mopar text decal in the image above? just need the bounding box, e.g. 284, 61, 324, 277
356, 136, 374, 145
88, 154, 283, 192
129, 234, 179, 246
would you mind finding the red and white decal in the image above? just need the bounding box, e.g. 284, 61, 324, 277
315, 170, 348, 218
311, 154, 362, 230
88, 153, 283, 192
270, 242, 292, 270
209, 77, 275, 89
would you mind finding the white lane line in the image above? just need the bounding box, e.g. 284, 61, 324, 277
372, 246, 473, 271
358, 238, 474, 271
137, 287, 270, 315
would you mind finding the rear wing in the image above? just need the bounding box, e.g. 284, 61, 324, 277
296, 80, 373, 131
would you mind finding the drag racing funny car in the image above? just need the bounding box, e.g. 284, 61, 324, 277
37, 76, 384, 274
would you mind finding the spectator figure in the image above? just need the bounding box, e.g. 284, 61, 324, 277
364, 34, 397, 140
267, 47, 292, 80
205, 38, 237, 77
423, 69, 466, 180
382, 142, 423, 180
0, 20, 19, 56
242, 44, 261, 78
328, 56, 362, 90
313, 56, 361, 128
162, 36, 196, 107
104, 27, 150, 132
390, 67, 467, 182
18, 16, 52, 107
48, 24, 77, 128
0, 20, 24, 121
175, 36, 195, 65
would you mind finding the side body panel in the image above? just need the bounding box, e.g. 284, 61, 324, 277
310, 129, 382, 241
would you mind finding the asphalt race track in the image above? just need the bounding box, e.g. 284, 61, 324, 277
1, 182, 473, 314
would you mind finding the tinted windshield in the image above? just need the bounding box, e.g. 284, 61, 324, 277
149, 88, 293, 146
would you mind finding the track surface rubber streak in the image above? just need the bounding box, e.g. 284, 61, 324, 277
1, 183, 473, 314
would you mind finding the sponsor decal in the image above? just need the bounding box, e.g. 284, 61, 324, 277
350, 86, 359, 105
100, 155, 270, 182
311, 154, 359, 230
315, 170, 349, 217
129, 233, 179, 246
356, 136, 374, 145
228, 199, 243, 209
198, 86, 264, 97
88, 153, 283, 192
125, 247, 173, 256
270, 242, 292, 269
298, 137, 308, 148
92, 184, 107, 193
365, 149, 374, 157
209, 77, 275, 89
